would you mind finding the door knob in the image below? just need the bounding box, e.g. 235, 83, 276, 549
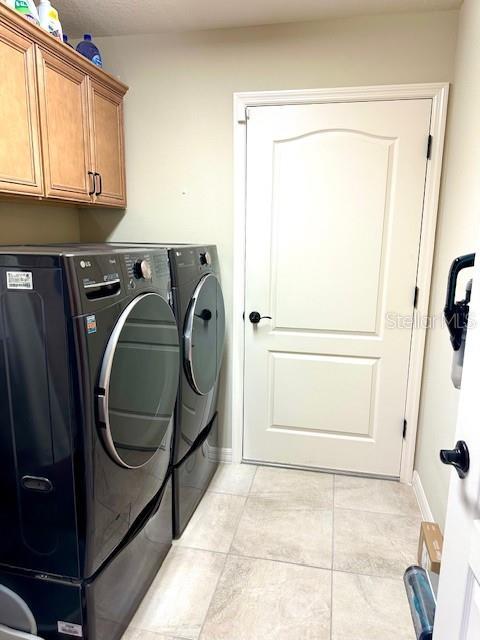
249, 311, 272, 324
440, 440, 470, 478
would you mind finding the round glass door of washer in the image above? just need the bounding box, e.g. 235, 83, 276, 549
184, 273, 226, 396
98, 292, 180, 468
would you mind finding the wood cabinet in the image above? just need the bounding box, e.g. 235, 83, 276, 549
0, 22, 43, 196
36, 47, 93, 203
89, 80, 126, 207
0, 4, 128, 208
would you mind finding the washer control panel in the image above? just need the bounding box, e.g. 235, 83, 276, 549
124, 253, 153, 282
123, 250, 171, 293
199, 251, 212, 266
76, 255, 121, 291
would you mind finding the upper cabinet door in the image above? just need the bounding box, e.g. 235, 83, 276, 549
90, 80, 126, 208
0, 23, 43, 196
36, 47, 93, 203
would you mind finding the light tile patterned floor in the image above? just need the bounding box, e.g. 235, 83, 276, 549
123, 464, 421, 640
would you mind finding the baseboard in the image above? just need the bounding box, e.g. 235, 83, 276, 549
412, 470, 434, 522
211, 447, 232, 463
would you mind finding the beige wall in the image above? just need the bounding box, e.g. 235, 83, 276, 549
415, 0, 480, 530
0, 203, 80, 244
79, 10, 459, 448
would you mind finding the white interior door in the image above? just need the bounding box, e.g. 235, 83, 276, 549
243, 99, 432, 476
434, 250, 480, 639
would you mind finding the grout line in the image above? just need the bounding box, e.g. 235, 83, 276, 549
226, 493, 249, 554
174, 548, 405, 583
247, 464, 259, 493
206, 488, 252, 498
227, 550, 333, 574
331, 505, 421, 519
332, 567, 405, 582
191, 467, 258, 638
172, 544, 408, 583
196, 550, 229, 640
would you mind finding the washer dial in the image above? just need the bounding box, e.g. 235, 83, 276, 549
133, 259, 152, 280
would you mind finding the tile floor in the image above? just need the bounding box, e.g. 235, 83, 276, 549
123, 464, 421, 640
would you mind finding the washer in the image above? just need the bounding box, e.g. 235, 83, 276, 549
0, 244, 179, 640
104, 243, 226, 537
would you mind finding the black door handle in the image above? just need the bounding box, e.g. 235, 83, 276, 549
88, 171, 95, 196
440, 440, 470, 478
94, 172, 102, 196
249, 311, 272, 324
195, 309, 212, 321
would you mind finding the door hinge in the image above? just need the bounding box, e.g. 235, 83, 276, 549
413, 286, 419, 309
426, 135, 433, 160
237, 108, 250, 125
403, 419, 407, 439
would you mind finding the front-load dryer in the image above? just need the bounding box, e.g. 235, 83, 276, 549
168, 245, 226, 537
0, 244, 179, 640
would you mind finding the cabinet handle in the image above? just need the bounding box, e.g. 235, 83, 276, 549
94, 172, 103, 197
88, 171, 95, 196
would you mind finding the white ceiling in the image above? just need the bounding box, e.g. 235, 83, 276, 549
55, 0, 461, 38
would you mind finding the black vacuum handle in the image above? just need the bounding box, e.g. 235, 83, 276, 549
444, 253, 475, 351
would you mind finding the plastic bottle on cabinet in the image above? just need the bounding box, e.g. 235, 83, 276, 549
38, 0, 63, 41
13, 0, 40, 25
62, 34, 74, 48
76, 34, 103, 67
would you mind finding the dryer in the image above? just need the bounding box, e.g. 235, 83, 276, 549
167, 245, 225, 537
0, 244, 179, 640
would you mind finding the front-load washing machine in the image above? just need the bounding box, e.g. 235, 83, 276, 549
0, 244, 180, 639
105, 243, 226, 537
94, 242, 226, 538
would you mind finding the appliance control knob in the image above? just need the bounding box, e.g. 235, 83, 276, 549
133, 259, 152, 280
200, 251, 211, 266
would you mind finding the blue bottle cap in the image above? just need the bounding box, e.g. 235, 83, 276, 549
84, 34, 92, 41
63, 34, 68, 42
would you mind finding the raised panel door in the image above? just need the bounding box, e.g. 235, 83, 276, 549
36, 46, 93, 203
90, 80, 126, 207
0, 23, 42, 195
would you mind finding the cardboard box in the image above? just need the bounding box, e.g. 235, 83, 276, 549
418, 521, 443, 575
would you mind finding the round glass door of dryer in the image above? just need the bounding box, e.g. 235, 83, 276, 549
98, 292, 180, 468
184, 273, 226, 396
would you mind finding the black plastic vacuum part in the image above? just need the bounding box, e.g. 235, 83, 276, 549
444, 253, 475, 351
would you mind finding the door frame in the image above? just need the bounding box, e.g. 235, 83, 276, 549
232, 83, 449, 483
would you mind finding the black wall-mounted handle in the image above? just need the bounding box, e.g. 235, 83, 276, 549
440, 440, 470, 479
444, 253, 475, 351
249, 311, 272, 324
